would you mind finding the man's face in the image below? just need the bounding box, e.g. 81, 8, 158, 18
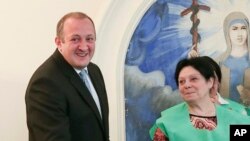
55, 17, 96, 69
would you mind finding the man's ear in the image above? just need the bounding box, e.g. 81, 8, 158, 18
55, 37, 61, 46
55, 37, 62, 51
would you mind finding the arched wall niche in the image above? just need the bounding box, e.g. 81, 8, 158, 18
93, 0, 156, 140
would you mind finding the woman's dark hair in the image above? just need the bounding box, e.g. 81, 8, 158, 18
200, 56, 222, 83
174, 57, 216, 86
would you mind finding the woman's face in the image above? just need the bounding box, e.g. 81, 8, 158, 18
229, 22, 248, 46
178, 66, 213, 103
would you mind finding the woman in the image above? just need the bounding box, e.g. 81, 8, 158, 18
219, 12, 250, 106
149, 57, 250, 141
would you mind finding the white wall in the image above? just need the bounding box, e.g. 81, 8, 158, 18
0, 0, 110, 140
0, 0, 154, 141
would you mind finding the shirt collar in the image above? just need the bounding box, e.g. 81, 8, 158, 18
74, 67, 88, 74
217, 92, 229, 104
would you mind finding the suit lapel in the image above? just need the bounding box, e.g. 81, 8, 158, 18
87, 64, 109, 132
70, 76, 102, 121
88, 67, 104, 108
52, 50, 103, 127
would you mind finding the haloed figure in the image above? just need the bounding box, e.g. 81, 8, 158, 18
219, 11, 250, 107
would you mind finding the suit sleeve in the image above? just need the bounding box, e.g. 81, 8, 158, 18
25, 76, 71, 141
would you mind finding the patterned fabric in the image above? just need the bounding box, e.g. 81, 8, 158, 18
190, 114, 217, 130
153, 114, 217, 141
153, 128, 168, 141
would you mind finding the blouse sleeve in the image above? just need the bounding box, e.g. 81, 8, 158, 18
153, 128, 169, 141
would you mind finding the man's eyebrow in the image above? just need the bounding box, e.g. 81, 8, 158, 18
71, 34, 80, 37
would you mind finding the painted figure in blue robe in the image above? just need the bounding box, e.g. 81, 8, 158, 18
218, 11, 250, 108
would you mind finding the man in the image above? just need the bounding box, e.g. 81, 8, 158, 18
25, 12, 109, 141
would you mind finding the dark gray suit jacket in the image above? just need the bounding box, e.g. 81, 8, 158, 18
25, 49, 109, 141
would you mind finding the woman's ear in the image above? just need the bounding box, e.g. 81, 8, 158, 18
209, 77, 217, 96
208, 77, 216, 89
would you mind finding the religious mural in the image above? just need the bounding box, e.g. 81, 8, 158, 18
124, 0, 250, 141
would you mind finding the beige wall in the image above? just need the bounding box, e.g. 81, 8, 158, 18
0, 0, 154, 140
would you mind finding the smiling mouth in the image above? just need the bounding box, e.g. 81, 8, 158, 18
185, 92, 194, 95
77, 52, 88, 57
